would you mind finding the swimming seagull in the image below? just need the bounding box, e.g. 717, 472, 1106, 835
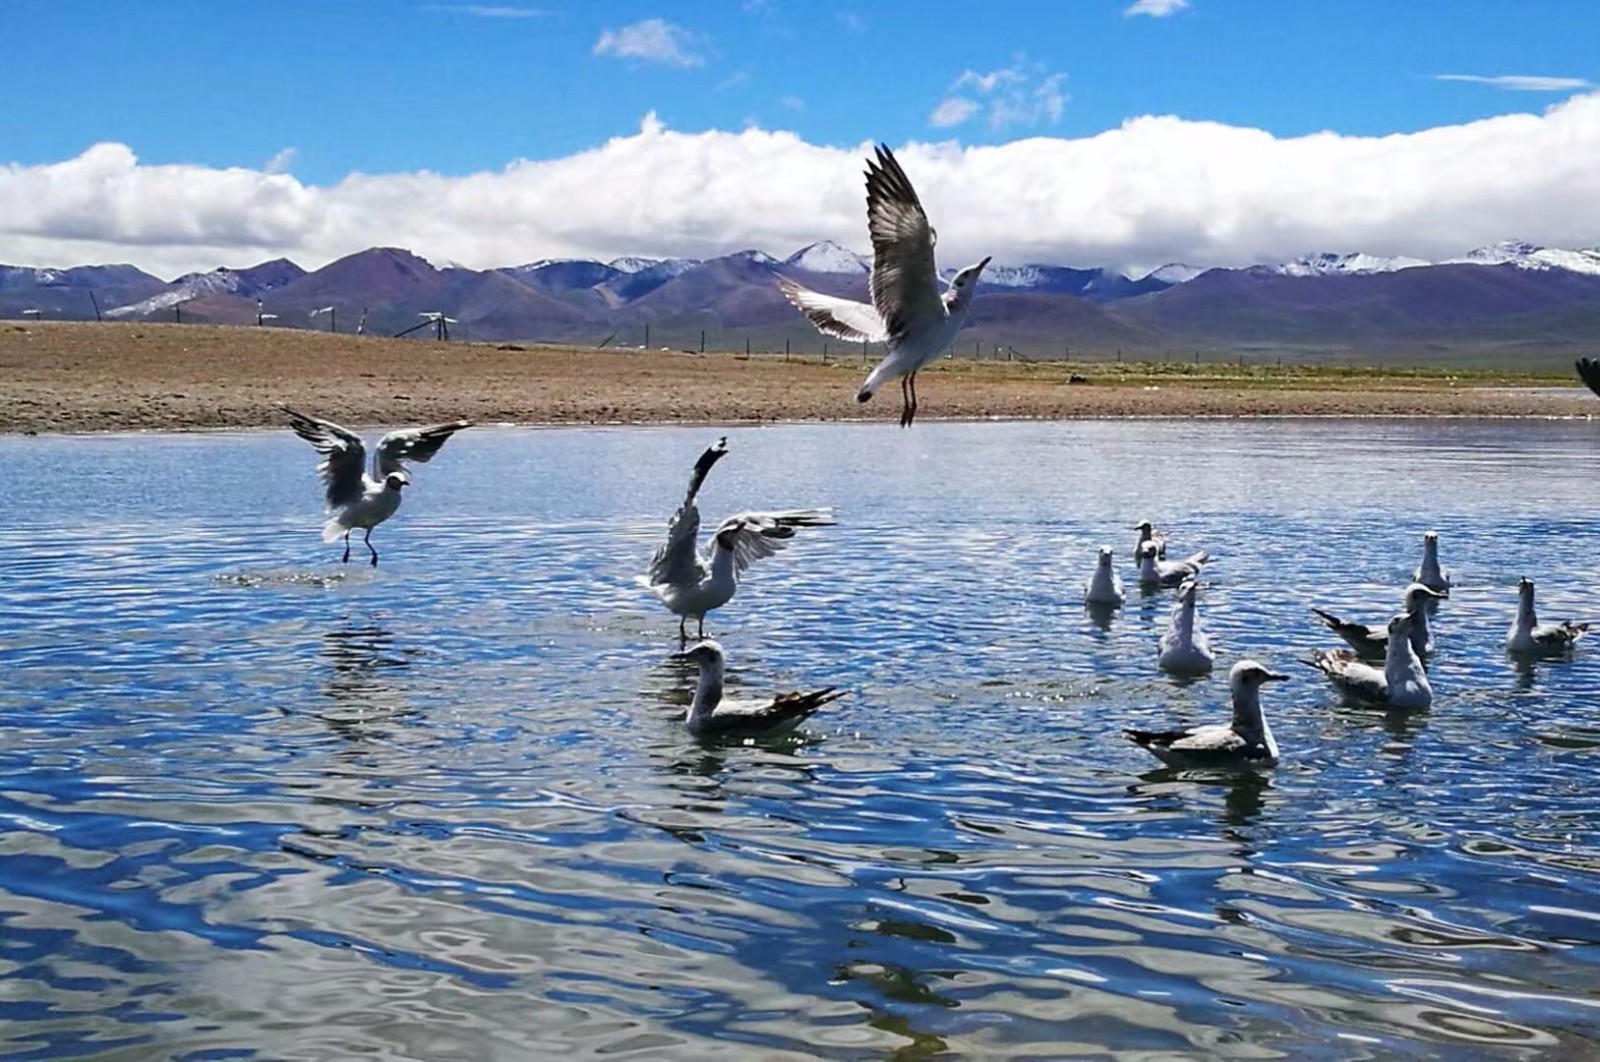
1123, 660, 1288, 770
1412, 530, 1451, 594
283, 406, 471, 566
1136, 541, 1211, 589
1158, 578, 1215, 675
1310, 583, 1446, 661
676, 640, 843, 739
777, 144, 990, 427
1133, 519, 1167, 561
1083, 546, 1125, 607
638, 437, 834, 642
1304, 611, 1433, 709
1505, 577, 1590, 656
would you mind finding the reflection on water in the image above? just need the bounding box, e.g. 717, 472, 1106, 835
2, 419, 1600, 1057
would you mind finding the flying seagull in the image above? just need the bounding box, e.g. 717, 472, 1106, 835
1505, 576, 1590, 656
1305, 611, 1433, 709
1311, 582, 1446, 661
638, 437, 834, 641
777, 144, 990, 427
1123, 659, 1288, 770
283, 406, 470, 566
675, 639, 843, 739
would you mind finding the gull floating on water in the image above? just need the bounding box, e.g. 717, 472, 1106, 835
1137, 541, 1211, 589
1123, 660, 1288, 770
1311, 582, 1446, 661
1412, 530, 1451, 594
638, 437, 834, 642
676, 640, 843, 739
1506, 577, 1590, 656
1133, 519, 1167, 562
1083, 546, 1125, 607
1305, 611, 1433, 709
283, 406, 470, 566
778, 144, 990, 427
1158, 578, 1215, 675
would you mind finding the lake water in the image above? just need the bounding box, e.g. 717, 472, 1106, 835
3, 419, 1600, 1059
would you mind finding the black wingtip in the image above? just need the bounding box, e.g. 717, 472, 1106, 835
1576, 357, 1600, 400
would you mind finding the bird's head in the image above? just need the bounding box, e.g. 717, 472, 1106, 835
384, 472, 409, 492
1096, 545, 1115, 567
675, 639, 725, 667
1230, 659, 1289, 692
949, 257, 991, 295
1403, 582, 1447, 606
1388, 611, 1415, 637
1137, 541, 1159, 562
1517, 576, 1535, 599
1132, 519, 1155, 534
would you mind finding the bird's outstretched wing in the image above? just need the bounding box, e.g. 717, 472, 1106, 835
282, 405, 367, 509
645, 438, 729, 588
776, 278, 888, 343
374, 421, 472, 479
1576, 357, 1600, 398
864, 145, 945, 342
714, 509, 835, 576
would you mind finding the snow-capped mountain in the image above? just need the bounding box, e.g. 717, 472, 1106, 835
1274, 251, 1431, 277
105, 259, 304, 318
1444, 240, 1600, 276
607, 256, 664, 274
1141, 263, 1205, 285
782, 240, 870, 275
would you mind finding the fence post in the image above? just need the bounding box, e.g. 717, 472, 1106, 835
746, 337, 751, 357
645, 324, 650, 348
785, 338, 790, 362
700, 329, 705, 353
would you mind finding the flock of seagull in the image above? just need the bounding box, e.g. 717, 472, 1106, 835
271, 144, 1600, 762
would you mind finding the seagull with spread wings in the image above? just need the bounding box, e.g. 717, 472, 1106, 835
638, 437, 834, 641
778, 144, 990, 427
283, 406, 471, 566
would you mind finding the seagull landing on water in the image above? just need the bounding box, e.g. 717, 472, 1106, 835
1311, 582, 1446, 661
777, 144, 990, 428
1158, 578, 1214, 676
1506, 577, 1590, 656
1305, 611, 1433, 710
637, 437, 834, 642
283, 407, 470, 566
1412, 531, 1451, 594
1124, 660, 1288, 770
676, 640, 843, 739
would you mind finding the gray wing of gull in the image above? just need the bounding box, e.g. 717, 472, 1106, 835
645, 439, 729, 588
1576, 357, 1600, 399
374, 420, 472, 479
282, 405, 367, 509
1309, 651, 1388, 701
865, 145, 945, 343
777, 278, 888, 343
700, 688, 843, 737
714, 509, 835, 577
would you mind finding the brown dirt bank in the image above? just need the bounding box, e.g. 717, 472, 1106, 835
1, 321, 1593, 433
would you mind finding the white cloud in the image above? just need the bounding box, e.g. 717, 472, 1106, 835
422, 4, 547, 16
1125, 0, 1189, 16
593, 18, 705, 68
1436, 73, 1592, 92
263, 147, 297, 175
6, 96, 1600, 279
930, 58, 1067, 131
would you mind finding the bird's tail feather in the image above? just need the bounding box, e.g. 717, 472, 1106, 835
321, 516, 350, 543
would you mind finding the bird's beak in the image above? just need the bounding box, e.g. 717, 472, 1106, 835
1263, 671, 1290, 683
1424, 587, 1447, 599
977, 256, 992, 272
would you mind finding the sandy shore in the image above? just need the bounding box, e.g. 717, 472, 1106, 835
0, 321, 1591, 433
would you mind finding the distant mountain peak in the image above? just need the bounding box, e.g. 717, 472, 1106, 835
1446, 240, 1600, 276
782, 240, 870, 275
1274, 251, 1431, 277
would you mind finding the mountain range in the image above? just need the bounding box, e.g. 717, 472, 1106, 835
6, 238, 1600, 362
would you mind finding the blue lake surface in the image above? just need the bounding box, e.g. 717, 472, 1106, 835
2, 418, 1600, 1059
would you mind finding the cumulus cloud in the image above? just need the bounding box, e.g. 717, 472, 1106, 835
1436, 73, 1592, 92
593, 18, 705, 68
929, 58, 1067, 131
263, 147, 297, 175
1125, 0, 1189, 17
5, 96, 1600, 278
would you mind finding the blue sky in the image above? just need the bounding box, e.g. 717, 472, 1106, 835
2, 1, 1598, 275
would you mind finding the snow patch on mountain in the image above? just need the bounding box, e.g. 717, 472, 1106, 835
1275, 251, 1431, 277
1141, 263, 1205, 284
1445, 240, 1600, 276
783, 240, 870, 274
